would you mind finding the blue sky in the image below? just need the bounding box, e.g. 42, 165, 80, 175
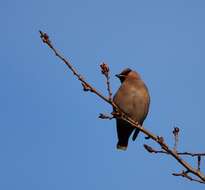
1, 0, 205, 189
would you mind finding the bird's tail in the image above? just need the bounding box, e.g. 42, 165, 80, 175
132, 128, 140, 141
116, 126, 134, 151
117, 128, 140, 150
117, 143, 128, 151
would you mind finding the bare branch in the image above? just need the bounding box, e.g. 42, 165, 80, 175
173, 127, 179, 151
144, 144, 205, 157
39, 30, 113, 105
178, 152, 205, 157
39, 30, 205, 184
100, 63, 112, 101
172, 171, 205, 184
144, 144, 168, 154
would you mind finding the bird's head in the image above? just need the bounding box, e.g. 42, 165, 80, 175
115, 68, 141, 83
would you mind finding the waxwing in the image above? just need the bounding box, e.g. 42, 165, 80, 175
113, 68, 150, 150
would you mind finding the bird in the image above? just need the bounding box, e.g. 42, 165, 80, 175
113, 68, 150, 150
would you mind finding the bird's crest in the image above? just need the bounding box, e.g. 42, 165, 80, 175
120, 68, 132, 76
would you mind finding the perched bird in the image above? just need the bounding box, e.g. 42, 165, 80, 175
113, 68, 150, 150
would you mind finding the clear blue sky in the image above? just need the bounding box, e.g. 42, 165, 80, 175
1, 0, 205, 189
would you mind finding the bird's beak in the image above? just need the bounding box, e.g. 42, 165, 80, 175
115, 74, 123, 79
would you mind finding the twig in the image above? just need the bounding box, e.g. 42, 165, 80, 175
39, 30, 112, 105
100, 63, 112, 101
172, 171, 205, 184
173, 127, 179, 151
144, 144, 205, 157
39, 30, 205, 184
178, 152, 205, 157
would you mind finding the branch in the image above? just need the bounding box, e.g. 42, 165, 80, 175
39, 31, 112, 106
100, 63, 112, 101
144, 144, 205, 157
178, 152, 205, 157
173, 127, 179, 151
39, 31, 205, 184
172, 171, 205, 184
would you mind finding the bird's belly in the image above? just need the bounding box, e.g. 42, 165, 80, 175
122, 92, 148, 122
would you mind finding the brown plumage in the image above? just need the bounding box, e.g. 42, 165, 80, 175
113, 68, 150, 150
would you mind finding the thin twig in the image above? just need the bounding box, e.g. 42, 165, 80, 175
39, 30, 205, 184
173, 127, 179, 151
100, 63, 112, 101
178, 152, 205, 157
39, 30, 113, 105
144, 144, 205, 157
172, 171, 205, 184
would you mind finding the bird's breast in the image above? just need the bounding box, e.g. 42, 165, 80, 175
113, 81, 150, 123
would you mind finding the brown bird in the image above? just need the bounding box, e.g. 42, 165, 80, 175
113, 68, 150, 150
